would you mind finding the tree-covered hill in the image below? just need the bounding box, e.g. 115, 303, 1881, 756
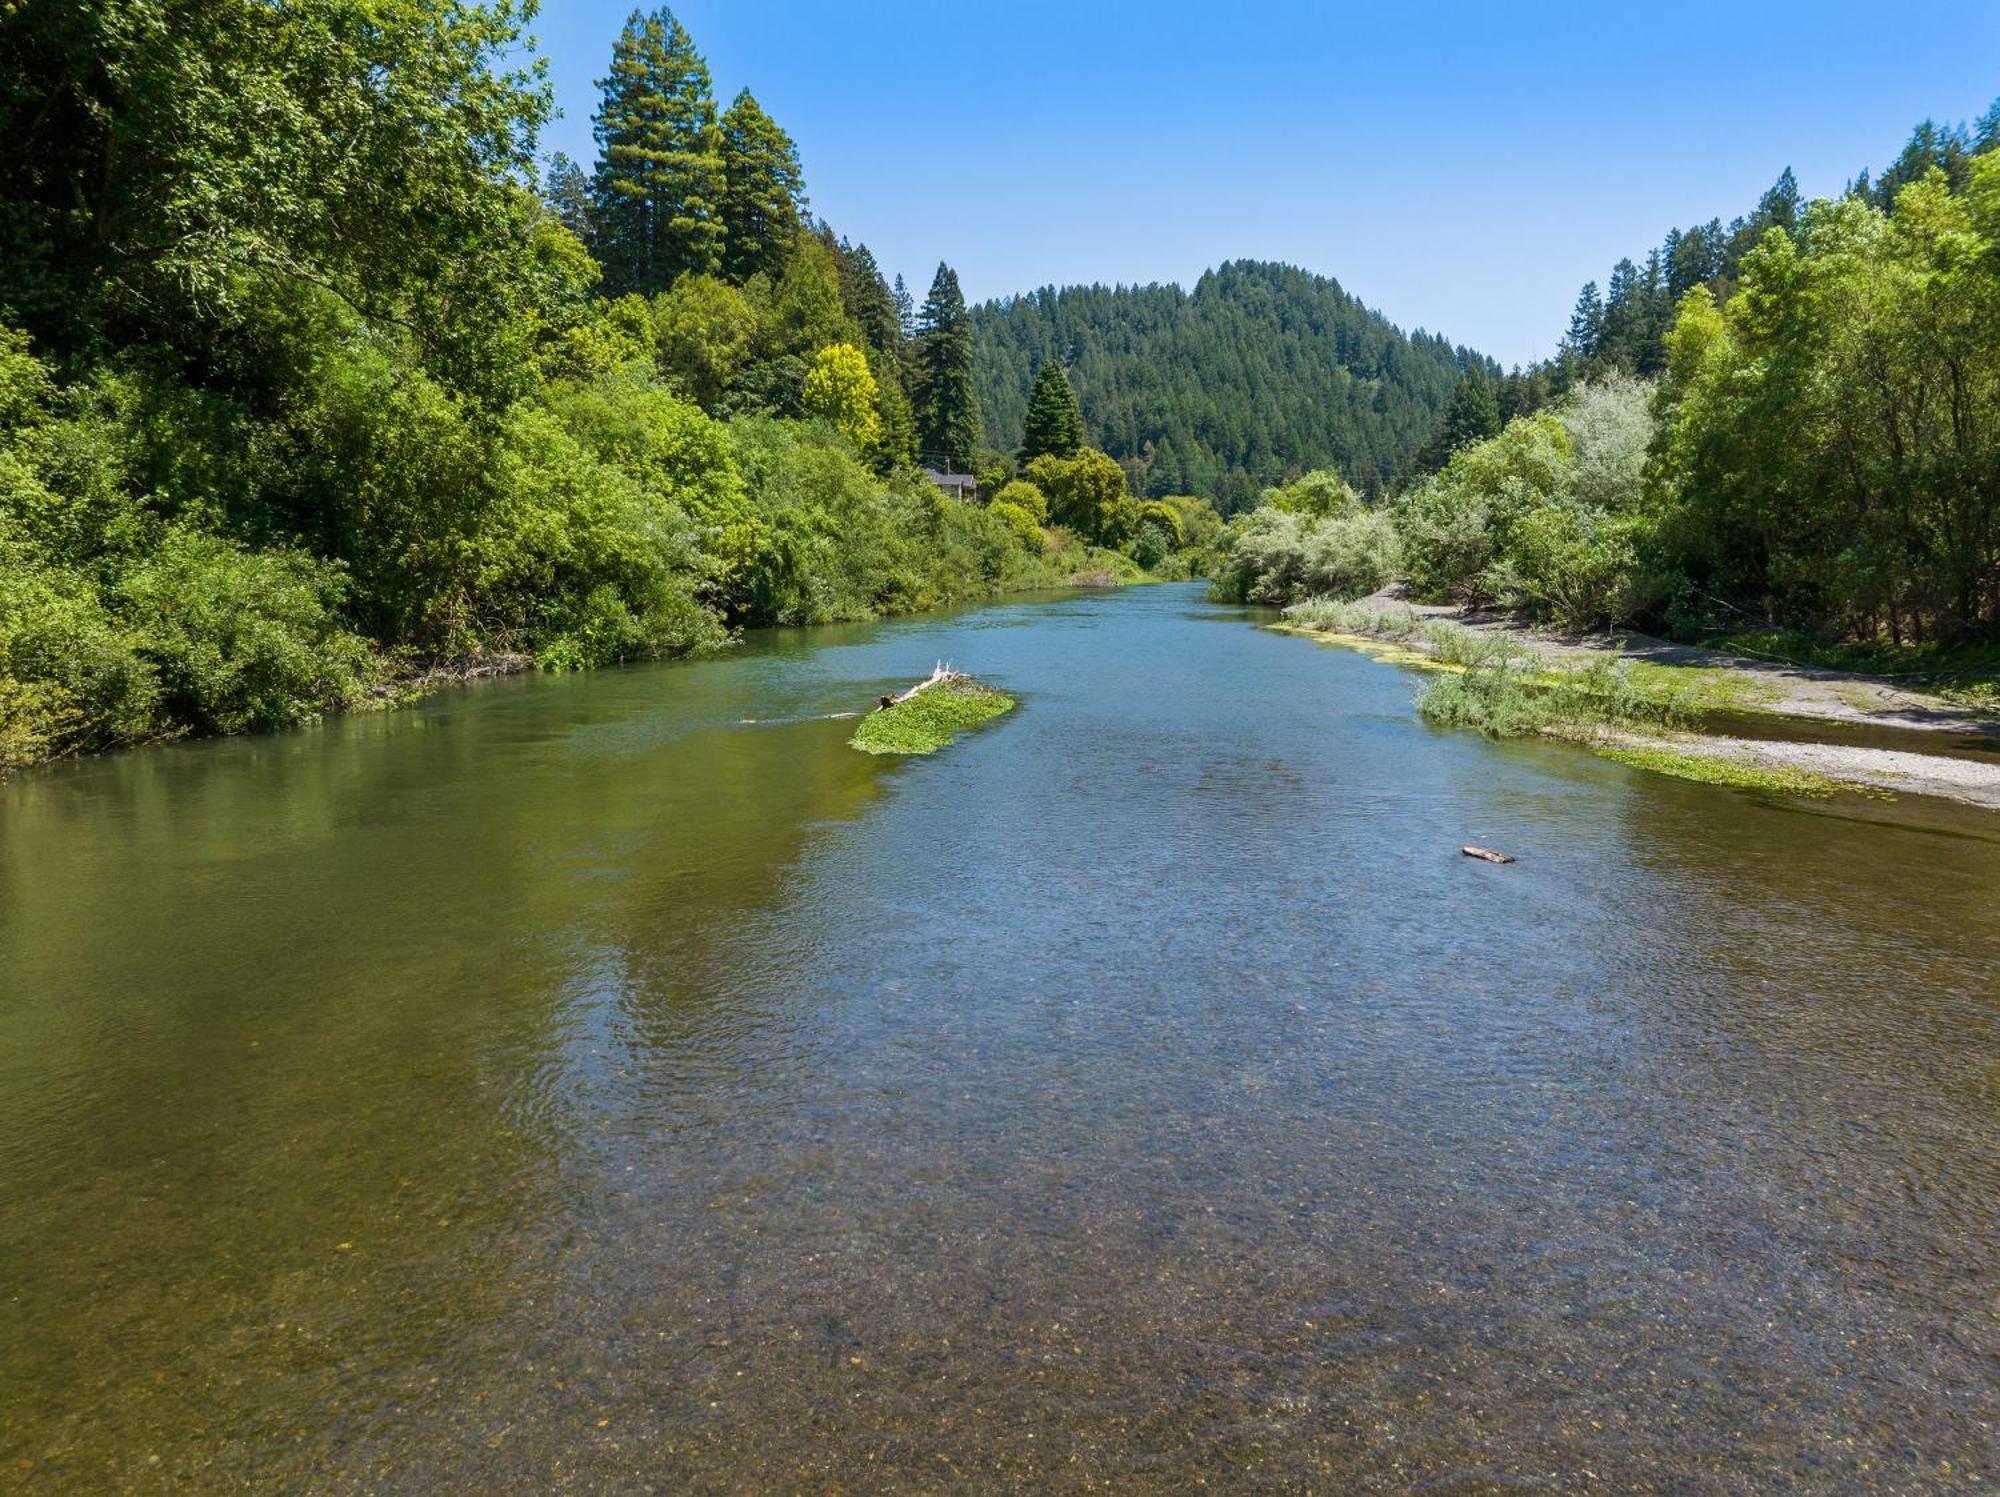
973, 261, 1490, 509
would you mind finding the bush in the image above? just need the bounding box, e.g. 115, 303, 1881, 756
118, 525, 380, 734
990, 479, 1049, 524
1485, 501, 1655, 631
1213, 506, 1401, 603
990, 500, 1043, 550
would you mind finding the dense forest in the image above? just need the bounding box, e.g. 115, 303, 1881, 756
0, 2, 1209, 771
973, 264, 1488, 509
1218, 105, 2000, 656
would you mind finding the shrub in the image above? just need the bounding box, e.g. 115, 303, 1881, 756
990, 500, 1043, 550
1213, 506, 1401, 604
118, 525, 380, 734
990, 479, 1049, 524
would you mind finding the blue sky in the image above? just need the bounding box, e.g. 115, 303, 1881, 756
530, 1, 2000, 367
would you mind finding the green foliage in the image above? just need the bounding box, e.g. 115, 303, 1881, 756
1650, 167, 2000, 643
990, 480, 1049, 525
718, 89, 805, 280
1596, 747, 1843, 798
1417, 372, 1501, 472
1262, 469, 1360, 519
650, 275, 758, 410
1018, 359, 1085, 462
1212, 506, 1401, 605
0, 0, 562, 401
915, 263, 981, 467
590, 7, 726, 293
974, 262, 1481, 507
801, 344, 882, 452
117, 526, 378, 733
848, 679, 1016, 756
989, 501, 1044, 550
1416, 655, 1699, 738
1024, 449, 1132, 546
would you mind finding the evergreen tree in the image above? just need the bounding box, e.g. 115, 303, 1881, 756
718, 88, 805, 281
914, 262, 980, 467
1018, 358, 1085, 462
833, 237, 901, 355
1417, 371, 1500, 472
544, 153, 594, 247
590, 7, 724, 295
1596, 258, 1646, 371
1562, 281, 1604, 362
892, 274, 916, 341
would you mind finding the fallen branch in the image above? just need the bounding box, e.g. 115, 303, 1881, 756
1462, 845, 1515, 864
880, 661, 970, 709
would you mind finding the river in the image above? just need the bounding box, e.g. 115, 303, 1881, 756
2, 582, 1995, 1492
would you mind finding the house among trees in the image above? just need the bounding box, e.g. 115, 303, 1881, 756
921, 465, 978, 502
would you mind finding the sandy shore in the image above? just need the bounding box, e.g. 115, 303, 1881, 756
1299, 589, 2000, 810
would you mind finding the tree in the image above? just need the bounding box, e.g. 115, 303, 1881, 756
914, 263, 980, 467
718, 89, 805, 281
0, 0, 556, 395
1026, 449, 1132, 544
650, 274, 758, 410
1418, 372, 1501, 471
833, 238, 902, 355
892, 274, 916, 341
801, 343, 881, 451
545, 153, 596, 248
590, 7, 725, 294
1019, 359, 1085, 462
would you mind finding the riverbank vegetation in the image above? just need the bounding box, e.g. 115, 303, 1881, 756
1219, 105, 2000, 693
0, 3, 1216, 772
849, 677, 1016, 756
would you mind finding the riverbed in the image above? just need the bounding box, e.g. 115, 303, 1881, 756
2, 582, 1995, 1492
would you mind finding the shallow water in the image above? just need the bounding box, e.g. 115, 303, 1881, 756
2, 583, 1996, 1493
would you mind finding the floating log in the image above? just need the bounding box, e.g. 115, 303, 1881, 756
1462, 846, 1515, 864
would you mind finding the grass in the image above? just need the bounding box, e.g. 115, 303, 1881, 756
848, 679, 1016, 755
1704, 627, 2000, 711
1596, 746, 1848, 798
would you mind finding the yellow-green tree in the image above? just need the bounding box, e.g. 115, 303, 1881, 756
802, 343, 882, 450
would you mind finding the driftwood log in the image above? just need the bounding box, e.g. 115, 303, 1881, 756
1461, 846, 1515, 864
876, 661, 969, 710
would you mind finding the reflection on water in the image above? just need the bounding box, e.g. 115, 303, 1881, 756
1, 584, 1995, 1492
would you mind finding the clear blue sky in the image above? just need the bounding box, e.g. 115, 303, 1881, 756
530, 1, 2000, 367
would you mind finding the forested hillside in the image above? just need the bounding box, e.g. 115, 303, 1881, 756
973, 263, 1487, 509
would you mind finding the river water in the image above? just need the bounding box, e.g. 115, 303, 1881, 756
2, 583, 1995, 1492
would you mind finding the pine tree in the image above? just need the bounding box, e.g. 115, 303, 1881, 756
543, 152, 594, 246
1417, 371, 1500, 471
718, 88, 805, 281
892, 274, 915, 341
834, 238, 901, 355
914, 263, 980, 467
1019, 357, 1085, 462
1562, 281, 1604, 363
590, 7, 724, 295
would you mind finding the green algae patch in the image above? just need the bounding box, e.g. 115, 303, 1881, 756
1597, 746, 1849, 798
849, 679, 1016, 756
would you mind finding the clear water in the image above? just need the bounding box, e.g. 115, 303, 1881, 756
2, 583, 1995, 1492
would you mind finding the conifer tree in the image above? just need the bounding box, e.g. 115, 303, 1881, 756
544, 153, 594, 247
914, 263, 980, 467
1417, 371, 1501, 472
892, 274, 916, 341
590, 7, 724, 294
718, 88, 805, 281
1562, 281, 1604, 364
1019, 358, 1085, 462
